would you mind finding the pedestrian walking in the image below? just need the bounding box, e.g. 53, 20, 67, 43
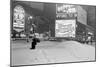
30, 38, 37, 49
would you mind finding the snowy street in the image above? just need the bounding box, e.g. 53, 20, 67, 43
11, 40, 95, 66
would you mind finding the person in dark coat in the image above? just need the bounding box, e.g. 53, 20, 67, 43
30, 38, 37, 49
30, 38, 40, 49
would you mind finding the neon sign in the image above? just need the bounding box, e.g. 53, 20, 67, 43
56, 4, 77, 19
13, 5, 25, 32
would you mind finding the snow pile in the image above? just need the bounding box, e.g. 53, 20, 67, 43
60, 41, 95, 61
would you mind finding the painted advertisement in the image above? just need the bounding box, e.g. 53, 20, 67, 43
55, 20, 76, 37
13, 5, 25, 32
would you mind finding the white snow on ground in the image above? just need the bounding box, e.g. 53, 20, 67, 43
11, 41, 95, 66
40, 41, 95, 63
61, 41, 95, 60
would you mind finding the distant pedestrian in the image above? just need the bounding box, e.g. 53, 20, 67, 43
90, 36, 93, 45
86, 36, 91, 44
82, 37, 85, 44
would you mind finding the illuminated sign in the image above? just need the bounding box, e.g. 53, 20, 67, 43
56, 4, 77, 19
55, 20, 76, 37
13, 5, 25, 32
56, 4, 76, 13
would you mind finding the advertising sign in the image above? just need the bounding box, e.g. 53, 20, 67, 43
55, 20, 76, 37
56, 4, 77, 19
13, 5, 25, 32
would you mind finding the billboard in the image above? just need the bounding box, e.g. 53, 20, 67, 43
56, 4, 77, 19
55, 20, 76, 37
13, 5, 25, 32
